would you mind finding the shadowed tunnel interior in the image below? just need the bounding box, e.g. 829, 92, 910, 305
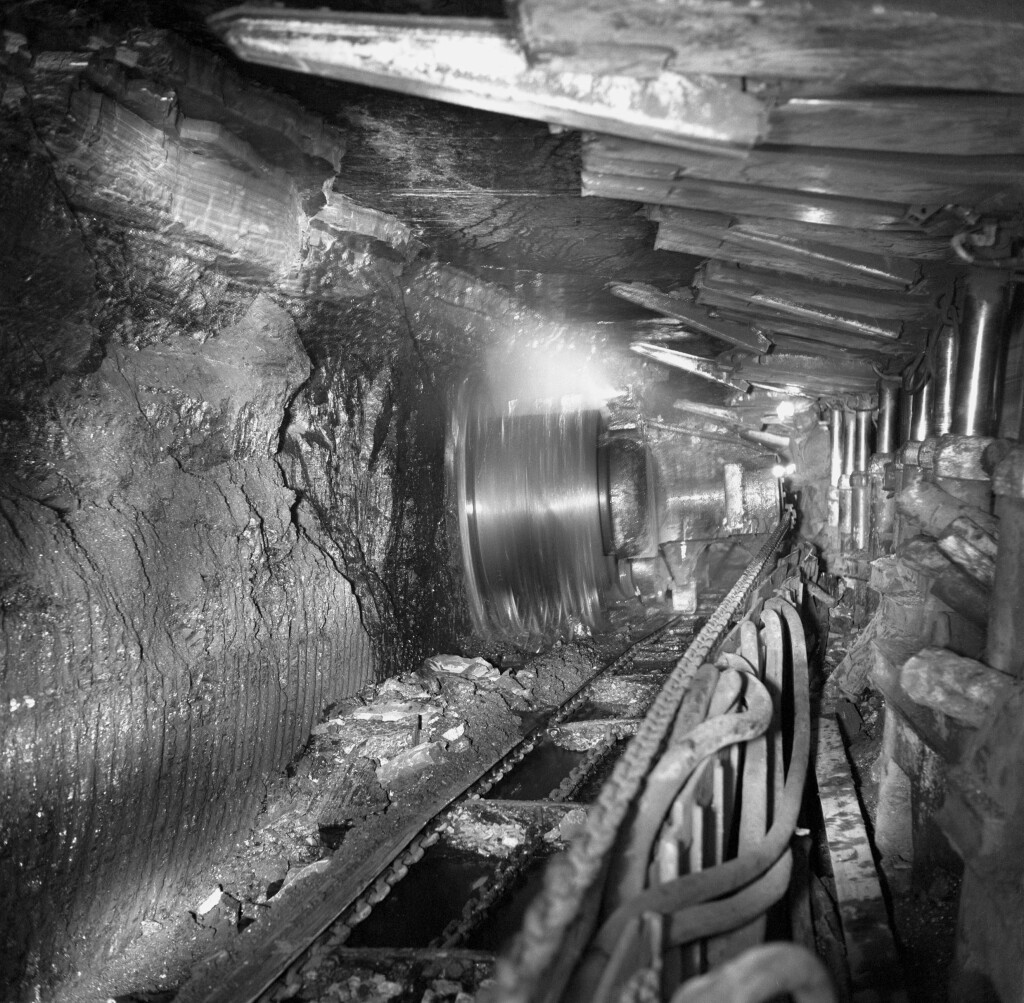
3, 2, 1024, 1002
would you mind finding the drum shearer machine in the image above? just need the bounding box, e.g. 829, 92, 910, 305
451, 384, 783, 647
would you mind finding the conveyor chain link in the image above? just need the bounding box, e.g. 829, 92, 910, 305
492, 513, 792, 1003
427, 732, 620, 951
549, 735, 616, 804
431, 822, 545, 950
327, 824, 442, 944
324, 611, 691, 946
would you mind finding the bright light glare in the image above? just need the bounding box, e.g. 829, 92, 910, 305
776, 400, 796, 419
771, 463, 797, 478
488, 342, 619, 410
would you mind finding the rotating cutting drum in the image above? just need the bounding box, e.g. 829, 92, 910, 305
450, 382, 782, 648
452, 385, 617, 649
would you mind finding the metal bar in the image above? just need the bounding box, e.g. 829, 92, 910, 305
909, 378, 935, 442
898, 385, 914, 446
854, 408, 872, 471
839, 410, 856, 544
852, 408, 872, 550
953, 270, 1012, 437
827, 408, 843, 534
933, 324, 959, 436
876, 379, 900, 455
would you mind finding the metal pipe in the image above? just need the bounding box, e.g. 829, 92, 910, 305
852, 409, 872, 550
854, 408, 871, 472
829, 409, 844, 486
876, 379, 899, 455
909, 377, 935, 441
953, 270, 1011, 437
827, 409, 842, 533
898, 385, 914, 446
874, 384, 900, 554
870, 455, 895, 555
933, 324, 958, 436
843, 410, 857, 476
839, 409, 855, 543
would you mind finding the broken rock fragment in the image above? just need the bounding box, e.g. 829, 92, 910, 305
376, 740, 446, 787
900, 646, 1011, 727
423, 653, 500, 683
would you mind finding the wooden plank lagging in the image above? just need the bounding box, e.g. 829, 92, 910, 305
815, 716, 909, 1003
699, 260, 936, 320
693, 284, 907, 343
648, 205, 953, 260
654, 226, 915, 291
515, 0, 1024, 94
729, 357, 880, 395
643, 199, 924, 289
653, 228, 726, 260
584, 135, 1024, 208
716, 229, 921, 290
767, 94, 1024, 157
705, 304, 917, 353
209, 8, 768, 152
608, 282, 770, 354
762, 334, 906, 361
582, 171, 913, 230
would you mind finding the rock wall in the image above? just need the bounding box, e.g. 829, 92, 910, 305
0, 23, 462, 999
0, 6, 694, 993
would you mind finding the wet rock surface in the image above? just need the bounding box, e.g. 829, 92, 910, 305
1, 20, 440, 1000
83, 635, 627, 1003
0, 6, 693, 998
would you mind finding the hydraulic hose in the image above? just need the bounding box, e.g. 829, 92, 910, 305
612, 670, 770, 909
670, 943, 836, 1003
593, 598, 810, 943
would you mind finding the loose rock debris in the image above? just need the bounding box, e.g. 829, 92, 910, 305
278, 950, 496, 1003
83, 635, 636, 1002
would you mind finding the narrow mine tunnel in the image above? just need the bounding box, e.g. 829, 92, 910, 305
3, 2, 1024, 1001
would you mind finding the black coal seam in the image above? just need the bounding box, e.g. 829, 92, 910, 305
285, 635, 303, 780
236, 646, 255, 831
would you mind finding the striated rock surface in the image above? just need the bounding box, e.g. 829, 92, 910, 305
0, 22, 450, 1001
0, 6, 705, 997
